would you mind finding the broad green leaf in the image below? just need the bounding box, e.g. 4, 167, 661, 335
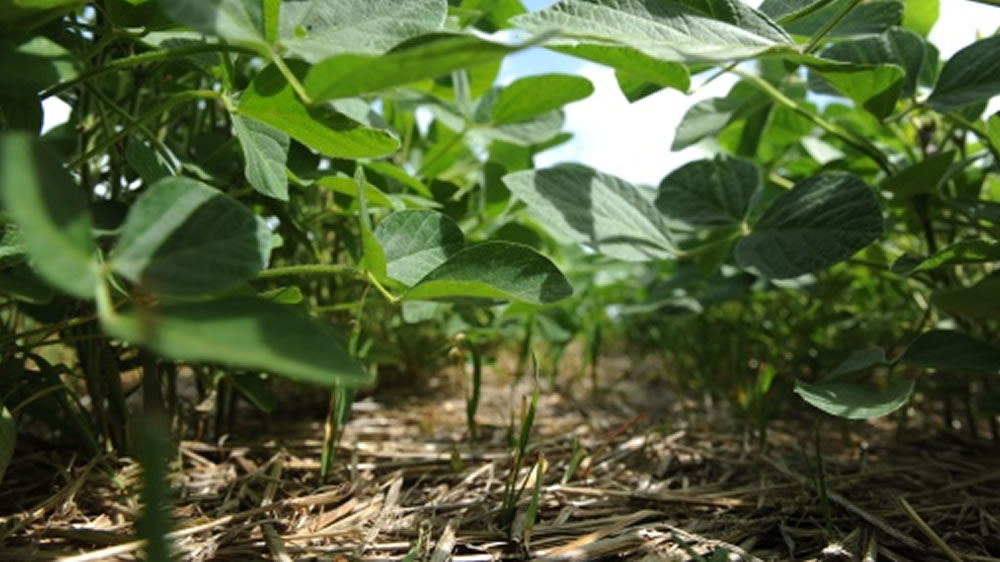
825, 347, 887, 381
672, 84, 770, 150
0, 35, 79, 92
160, 0, 266, 48
881, 150, 954, 195
0, 134, 97, 298
806, 56, 906, 120
125, 140, 173, 185
810, 27, 924, 106
278, 0, 447, 63
927, 36, 1000, 112
355, 166, 386, 280
987, 114, 1000, 154
374, 209, 465, 286
111, 177, 271, 297
315, 175, 398, 209
795, 377, 914, 419
488, 74, 593, 125
512, 0, 792, 64
503, 164, 675, 261
0, 405, 11, 484
232, 114, 289, 201
406, 241, 572, 304
783, 0, 902, 38
656, 156, 760, 228
901, 0, 938, 36
238, 62, 399, 159
932, 277, 1000, 319
900, 329, 1000, 373
551, 44, 690, 99
100, 296, 372, 387
305, 34, 521, 102
800, 136, 845, 164
759, 0, 837, 24
734, 173, 883, 279
478, 109, 565, 146
363, 161, 433, 198
891, 241, 1000, 276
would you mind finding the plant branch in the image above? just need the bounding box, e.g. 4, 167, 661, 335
732, 69, 894, 175
41, 43, 258, 99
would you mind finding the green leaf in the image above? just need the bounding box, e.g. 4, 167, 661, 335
0, 404, 13, 485
551, 44, 690, 100
374, 209, 465, 286
927, 36, 1000, 112
125, 140, 173, 185
891, 240, 1000, 276
672, 84, 770, 150
881, 149, 954, 196
656, 156, 760, 228
503, 164, 675, 261
239, 62, 399, 159
100, 296, 372, 387
810, 27, 925, 105
278, 0, 447, 63
315, 175, 398, 209
759, 0, 837, 24
795, 377, 914, 419
734, 173, 883, 279
0, 133, 97, 298
931, 277, 1000, 319
826, 347, 887, 381
406, 241, 572, 304
232, 114, 289, 201
304, 34, 521, 102
488, 74, 593, 125
901, 0, 938, 36
511, 0, 792, 64
111, 176, 271, 297
900, 329, 1000, 373
160, 0, 266, 48
783, 0, 902, 38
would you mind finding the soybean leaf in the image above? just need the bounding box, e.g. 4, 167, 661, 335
805, 58, 905, 120
232, 114, 289, 200
810, 28, 925, 108
551, 44, 690, 99
825, 347, 887, 381
900, 329, 1000, 373
374, 209, 465, 286
511, 0, 792, 64
503, 164, 675, 261
759, 0, 837, 24
932, 277, 1000, 319
891, 240, 1000, 276
278, 0, 447, 63
316, 175, 398, 209
795, 377, 914, 419
783, 0, 902, 38
406, 241, 573, 304
0, 134, 97, 298
160, 0, 266, 48
480, 109, 565, 146
882, 150, 954, 196
488, 74, 593, 125
927, 35, 1000, 112
305, 34, 522, 102
901, 0, 938, 36
673, 86, 770, 150
100, 296, 372, 387
0, 404, 12, 484
657, 156, 760, 228
239, 62, 399, 159
735, 173, 883, 279
111, 177, 271, 297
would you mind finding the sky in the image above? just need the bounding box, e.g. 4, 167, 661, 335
41, 0, 1000, 187
502, 0, 1000, 186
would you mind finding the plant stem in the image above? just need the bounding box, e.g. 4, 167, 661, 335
804, 0, 862, 53
732, 69, 894, 175
67, 90, 221, 169
366, 272, 400, 304
269, 51, 313, 105
253, 264, 356, 279
41, 43, 258, 100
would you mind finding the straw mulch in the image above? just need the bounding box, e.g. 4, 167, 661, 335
1, 359, 999, 561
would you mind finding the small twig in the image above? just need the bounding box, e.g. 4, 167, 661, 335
897, 497, 963, 562
578, 412, 645, 479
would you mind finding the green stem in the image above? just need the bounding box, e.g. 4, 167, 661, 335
366, 272, 400, 304
732, 69, 894, 175
418, 128, 468, 177
41, 43, 259, 100
269, 51, 313, 105
67, 90, 221, 169
804, 0, 862, 53
253, 264, 356, 280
